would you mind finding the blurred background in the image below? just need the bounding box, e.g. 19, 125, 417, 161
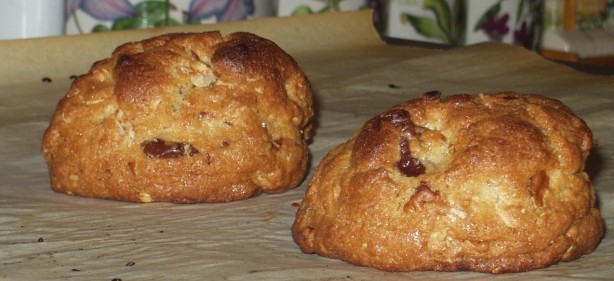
1, 0, 613, 68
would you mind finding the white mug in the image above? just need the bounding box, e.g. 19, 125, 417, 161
0, 0, 64, 40
65, 0, 275, 35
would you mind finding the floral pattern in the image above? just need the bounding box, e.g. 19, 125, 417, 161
67, 0, 136, 20
478, 10, 510, 41
474, 0, 540, 49
68, 0, 256, 33
513, 20, 532, 49
512, 0, 541, 50
189, 0, 254, 22
291, 0, 364, 16
399, 0, 539, 48
400, 0, 465, 45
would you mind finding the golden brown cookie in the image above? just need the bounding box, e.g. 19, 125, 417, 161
42, 31, 314, 203
292, 92, 603, 273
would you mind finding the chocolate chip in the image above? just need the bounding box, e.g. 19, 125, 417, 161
142, 138, 199, 158
382, 109, 416, 136
423, 90, 441, 101
379, 109, 426, 176
117, 55, 132, 67
396, 138, 425, 177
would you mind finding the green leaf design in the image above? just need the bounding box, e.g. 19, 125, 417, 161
423, 0, 452, 38
292, 6, 314, 16
449, 0, 466, 45
516, 0, 527, 23
155, 17, 181, 27
402, 14, 450, 43
112, 17, 142, 30
111, 0, 170, 30
91, 24, 110, 33
474, 1, 502, 31
134, 0, 168, 25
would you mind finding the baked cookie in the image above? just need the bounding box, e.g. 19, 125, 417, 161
42, 31, 314, 203
292, 92, 603, 273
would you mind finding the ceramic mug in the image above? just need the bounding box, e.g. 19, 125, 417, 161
65, 0, 275, 35
0, 0, 65, 40
465, 0, 541, 50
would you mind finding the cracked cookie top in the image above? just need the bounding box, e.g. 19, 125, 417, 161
292, 92, 603, 274
42, 31, 314, 203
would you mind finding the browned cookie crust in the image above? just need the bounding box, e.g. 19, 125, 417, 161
42, 31, 314, 203
292, 92, 603, 273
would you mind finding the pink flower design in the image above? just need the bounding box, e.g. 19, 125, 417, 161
481, 11, 510, 40
513, 21, 534, 49
188, 0, 254, 22
66, 0, 136, 20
